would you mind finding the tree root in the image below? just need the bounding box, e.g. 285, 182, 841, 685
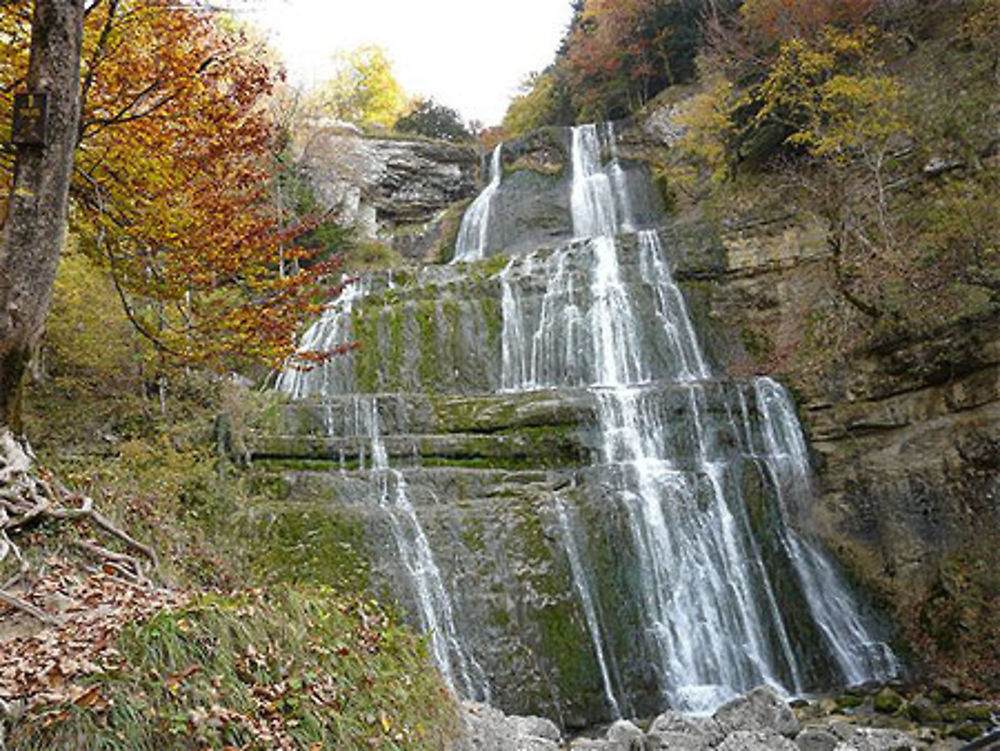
0, 428, 159, 625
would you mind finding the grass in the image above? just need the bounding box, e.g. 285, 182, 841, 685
9, 587, 459, 750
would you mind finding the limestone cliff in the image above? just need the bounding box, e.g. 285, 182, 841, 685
297, 125, 479, 261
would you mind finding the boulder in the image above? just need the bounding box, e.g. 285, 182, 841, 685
605, 718, 644, 750
715, 729, 799, 750
796, 727, 840, 751
456, 701, 561, 751
713, 686, 801, 738
646, 710, 723, 750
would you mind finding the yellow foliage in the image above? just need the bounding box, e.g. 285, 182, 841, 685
675, 75, 737, 182
316, 45, 408, 129
502, 70, 564, 138
47, 252, 148, 377
752, 27, 908, 162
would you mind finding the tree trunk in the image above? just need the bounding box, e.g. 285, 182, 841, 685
0, 0, 85, 433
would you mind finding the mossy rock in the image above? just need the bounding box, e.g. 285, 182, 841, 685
873, 687, 905, 714
834, 692, 865, 711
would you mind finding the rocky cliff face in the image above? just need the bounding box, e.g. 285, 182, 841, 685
657, 200, 1000, 691
298, 126, 479, 260
235, 123, 909, 726
234, 113, 998, 731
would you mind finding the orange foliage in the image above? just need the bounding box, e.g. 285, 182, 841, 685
562, 0, 668, 117
1, 0, 337, 369
741, 0, 879, 45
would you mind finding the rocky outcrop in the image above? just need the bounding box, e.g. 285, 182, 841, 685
468, 125, 665, 258
454, 702, 561, 751
558, 686, 960, 750
298, 126, 478, 259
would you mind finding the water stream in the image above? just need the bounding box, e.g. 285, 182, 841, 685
452, 143, 503, 263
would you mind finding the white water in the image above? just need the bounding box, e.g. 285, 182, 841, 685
275, 278, 368, 399
495, 122, 897, 712
753, 378, 899, 684
452, 144, 503, 263
360, 396, 490, 701
555, 495, 622, 719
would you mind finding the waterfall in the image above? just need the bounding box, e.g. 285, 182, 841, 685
275, 119, 898, 721
274, 278, 367, 399
453, 143, 503, 263
360, 396, 490, 701
753, 378, 899, 684
494, 123, 896, 712
555, 495, 622, 719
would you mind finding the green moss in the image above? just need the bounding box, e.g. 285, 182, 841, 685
252, 458, 349, 472
11, 588, 459, 751
416, 298, 440, 390
242, 505, 370, 591
387, 306, 405, 391
874, 687, 904, 714
481, 296, 503, 354
351, 302, 380, 394
479, 253, 510, 278
432, 200, 472, 265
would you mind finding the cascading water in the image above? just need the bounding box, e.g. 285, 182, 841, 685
275, 278, 368, 399
275, 119, 897, 719
753, 378, 898, 683
452, 143, 503, 263
277, 338, 489, 700
359, 397, 490, 701
494, 122, 897, 712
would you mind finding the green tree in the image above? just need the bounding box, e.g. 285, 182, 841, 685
317, 45, 407, 129
502, 70, 574, 137
394, 98, 471, 142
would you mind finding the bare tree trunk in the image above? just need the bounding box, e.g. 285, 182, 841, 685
0, 0, 85, 433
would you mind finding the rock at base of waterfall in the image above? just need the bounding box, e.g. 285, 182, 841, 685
716, 729, 799, 750
455, 701, 561, 751
795, 727, 840, 751
605, 719, 644, 749
714, 685, 802, 738
646, 710, 723, 749
828, 723, 925, 751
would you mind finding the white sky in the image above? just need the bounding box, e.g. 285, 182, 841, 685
248, 0, 574, 127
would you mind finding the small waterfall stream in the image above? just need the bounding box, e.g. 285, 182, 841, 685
276, 119, 897, 719
360, 397, 490, 701
453, 144, 503, 263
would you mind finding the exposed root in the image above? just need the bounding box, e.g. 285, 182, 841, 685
0, 428, 159, 624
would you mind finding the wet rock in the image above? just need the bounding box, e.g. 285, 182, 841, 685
796, 727, 840, 751
605, 719, 644, 750
905, 696, 942, 724
714, 686, 801, 737
715, 729, 798, 750
874, 688, 905, 714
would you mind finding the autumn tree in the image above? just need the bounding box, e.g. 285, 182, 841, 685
314, 45, 407, 130
502, 69, 574, 137
1, 0, 344, 374
0, 0, 84, 432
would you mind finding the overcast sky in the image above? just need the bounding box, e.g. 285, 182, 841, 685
248, 0, 574, 127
